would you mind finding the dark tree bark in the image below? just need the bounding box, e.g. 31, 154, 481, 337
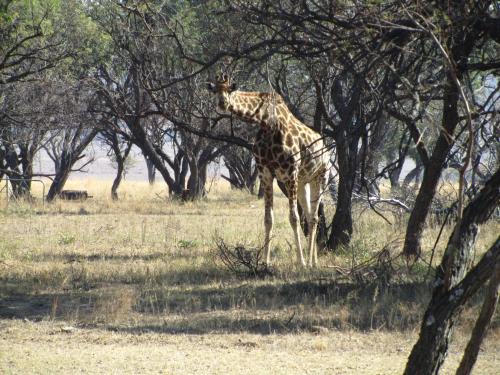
383, 132, 413, 195
361, 112, 387, 195
46, 153, 73, 201
404, 237, 500, 375
328, 131, 358, 249
257, 181, 264, 199
222, 146, 259, 193
170, 149, 189, 196
389, 163, 404, 191
314, 74, 364, 251
456, 262, 500, 375
401, 0, 487, 258
185, 145, 224, 200
46, 129, 98, 202
403, 71, 463, 258
144, 155, 156, 185
127, 116, 184, 197
0, 145, 5, 181
404, 167, 500, 375
109, 136, 132, 201
402, 161, 424, 188
4, 146, 31, 198
97, 64, 187, 198
186, 160, 205, 199
2, 141, 39, 199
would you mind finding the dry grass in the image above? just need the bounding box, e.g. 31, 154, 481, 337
0, 178, 499, 374
0, 320, 499, 375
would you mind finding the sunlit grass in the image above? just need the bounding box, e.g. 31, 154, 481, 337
0, 177, 498, 334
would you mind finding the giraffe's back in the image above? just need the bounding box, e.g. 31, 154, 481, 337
253, 120, 329, 184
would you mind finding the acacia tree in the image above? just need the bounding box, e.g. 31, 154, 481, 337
222, 145, 259, 192
44, 80, 99, 201
0, 81, 51, 197
0, 0, 74, 196
89, 2, 207, 199
392, 1, 500, 258
0, 0, 68, 85
152, 72, 230, 200
1, 0, 108, 200
89, 1, 262, 200
98, 123, 133, 200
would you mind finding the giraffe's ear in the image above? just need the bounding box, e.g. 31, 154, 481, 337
229, 83, 237, 92
207, 82, 216, 93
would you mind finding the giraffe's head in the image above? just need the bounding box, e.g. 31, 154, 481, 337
207, 73, 237, 111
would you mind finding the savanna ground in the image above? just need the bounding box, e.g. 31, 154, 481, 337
0, 179, 498, 374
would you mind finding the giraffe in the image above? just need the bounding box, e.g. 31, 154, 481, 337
208, 73, 330, 267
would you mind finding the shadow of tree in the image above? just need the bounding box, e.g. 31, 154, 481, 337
0, 278, 434, 333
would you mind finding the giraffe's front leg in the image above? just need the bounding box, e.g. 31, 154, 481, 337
287, 180, 306, 267
261, 171, 274, 265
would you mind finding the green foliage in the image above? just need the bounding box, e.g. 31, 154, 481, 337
0, 0, 109, 83
178, 239, 199, 249
58, 233, 76, 245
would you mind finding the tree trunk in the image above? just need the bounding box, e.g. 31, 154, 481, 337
222, 147, 258, 193
456, 263, 500, 375
403, 72, 461, 258
404, 168, 500, 375
186, 158, 209, 200
386, 140, 406, 194
111, 160, 123, 200
145, 155, 156, 185
109, 136, 132, 201
0, 145, 6, 181
389, 164, 403, 192
46, 130, 98, 202
128, 118, 183, 196
362, 112, 387, 195
8, 173, 31, 198
4, 146, 32, 198
186, 162, 201, 200
402, 162, 423, 188
126, 66, 182, 197
179, 156, 189, 192
316, 202, 328, 250
327, 133, 357, 250
404, 238, 500, 375
46, 154, 73, 201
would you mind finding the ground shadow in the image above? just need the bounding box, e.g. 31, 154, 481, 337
1, 276, 492, 334
30, 251, 178, 263
1, 278, 432, 332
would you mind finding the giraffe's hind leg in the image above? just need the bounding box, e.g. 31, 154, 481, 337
287, 179, 306, 267
298, 182, 312, 265
308, 173, 327, 267
260, 169, 274, 264
297, 183, 311, 220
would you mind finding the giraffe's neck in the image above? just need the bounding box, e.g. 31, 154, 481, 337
225, 91, 288, 132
